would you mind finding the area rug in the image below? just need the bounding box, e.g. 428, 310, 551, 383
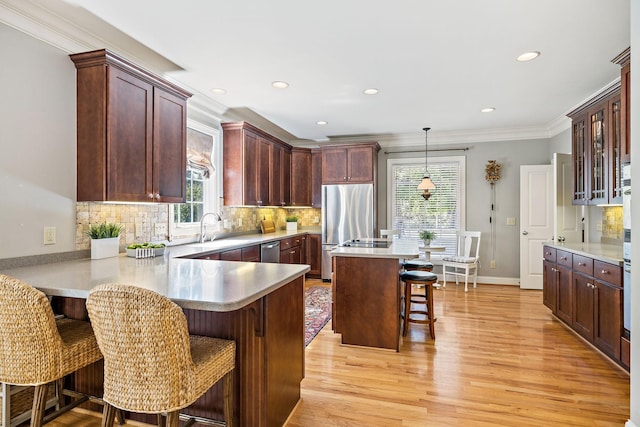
305, 286, 332, 346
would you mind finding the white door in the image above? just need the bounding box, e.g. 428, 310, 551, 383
553, 153, 582, 243
520, 165, 553, 289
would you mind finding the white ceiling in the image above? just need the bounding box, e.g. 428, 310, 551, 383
2, 0, 631, 146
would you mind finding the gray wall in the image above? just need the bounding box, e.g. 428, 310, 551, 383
0, 23, 78, 258
378, 139, 550, 281
550, 128, 571, 156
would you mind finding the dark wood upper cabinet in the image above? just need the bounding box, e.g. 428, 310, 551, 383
608, 94, 623, 204
271, 143, 291, 206
321, 142, 380, 185
612, 48, 631, 164
71, 49, 191, 203
311, 149, 322, 208
222, 121, 292, 206
568, 84, 621, 205
291, 148, 311, 206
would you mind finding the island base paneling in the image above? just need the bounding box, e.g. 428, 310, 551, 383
51, 276, 304, 427
333, 256, 401, 351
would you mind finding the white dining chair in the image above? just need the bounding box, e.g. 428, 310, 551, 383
442, 231, 482, 292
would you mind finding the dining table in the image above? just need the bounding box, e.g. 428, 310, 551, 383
418, 245, 446, 261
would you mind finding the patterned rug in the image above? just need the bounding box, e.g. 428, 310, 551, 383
305, 286, 332, 346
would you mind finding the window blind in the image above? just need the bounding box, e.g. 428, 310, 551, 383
389, 156, 465, 259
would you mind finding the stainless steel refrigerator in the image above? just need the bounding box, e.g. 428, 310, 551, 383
321, 183, 375, 280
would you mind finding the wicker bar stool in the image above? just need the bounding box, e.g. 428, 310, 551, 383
0, 274, 104, 427
86, 283, 236, 427
399, 270, 438, 339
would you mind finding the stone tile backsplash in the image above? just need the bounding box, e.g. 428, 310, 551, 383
602, 205, 623, 240
76, 202, 321, 250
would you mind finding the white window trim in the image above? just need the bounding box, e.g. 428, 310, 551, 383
386, 155, 466, 238
169, 120, 221, 240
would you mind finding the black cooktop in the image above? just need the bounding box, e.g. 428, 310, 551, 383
340, 239, 392, 248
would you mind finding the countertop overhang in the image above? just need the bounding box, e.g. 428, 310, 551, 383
2, 232, 313, 312
330, 239, 420, 259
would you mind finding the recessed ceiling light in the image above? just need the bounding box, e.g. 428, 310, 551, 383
272, 81, 289, 89
516, 51, 541, 62
210, 88, 227, 95
363, 88, 379, 95
316, 120, 328, 125
481, 107, 496, 113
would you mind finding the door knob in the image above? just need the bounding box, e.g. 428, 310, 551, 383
522, 231, 529, 235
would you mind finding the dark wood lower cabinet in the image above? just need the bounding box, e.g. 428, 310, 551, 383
593, 280, 622, 360
306, 234, 322, 277
543, 245, 625, 370
53, 277, 304, 427
542, 259, 557, 312
556, 265, 573, 324
572, 273, 595, 340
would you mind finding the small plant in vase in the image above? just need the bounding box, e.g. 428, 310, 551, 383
419, 230, 436, 246
286, 215, 299, 232
86, 222, 124, 259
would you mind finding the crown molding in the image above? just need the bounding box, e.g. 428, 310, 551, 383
0, 0, 182, 74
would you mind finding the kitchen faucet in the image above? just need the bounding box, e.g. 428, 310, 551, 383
200, 212, 222, 243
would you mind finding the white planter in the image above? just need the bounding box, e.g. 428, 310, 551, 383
91, 237, 120, 259
286, 222, 298, 232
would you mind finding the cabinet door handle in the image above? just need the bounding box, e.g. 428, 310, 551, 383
154, 193, 161, 200
601, 270, 608, 274
148, 193, 155, 199
578, 262, 584, 266
560, 257, 567, 260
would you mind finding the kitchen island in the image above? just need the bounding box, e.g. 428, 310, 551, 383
2, 253, 309, 427
331, 239, 420, 351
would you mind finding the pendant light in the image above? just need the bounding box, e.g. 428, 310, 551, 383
417, 127, 435, 200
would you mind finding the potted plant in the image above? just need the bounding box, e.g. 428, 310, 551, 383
87, 222, 124, 259
419, 230, 436, 246
285, 215, 299, 232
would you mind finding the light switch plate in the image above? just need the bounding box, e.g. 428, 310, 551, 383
44, 227, 56, 245
506, 217, 516, 226
154, 223, 167, 236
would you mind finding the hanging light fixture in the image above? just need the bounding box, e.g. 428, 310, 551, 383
417, 127, 436, 200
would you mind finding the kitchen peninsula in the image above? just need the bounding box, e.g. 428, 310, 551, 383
2, 248, 309, 427
331, 239, 420, 351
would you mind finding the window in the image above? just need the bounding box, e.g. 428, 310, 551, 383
387, 156, 465, 259
174, 166, 205, 224
170, 122, 220, 238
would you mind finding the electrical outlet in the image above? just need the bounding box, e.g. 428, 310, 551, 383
238, 218, 243, 227
314, 216, 320, 224
596, 222, 603, 231
154, 223, 168, 236
490, 260, 496, 269
44, 227, 56, 245
223, 219, 230, 229
135, 222, 144, 238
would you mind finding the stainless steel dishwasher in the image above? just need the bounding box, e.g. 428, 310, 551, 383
260, 241, 280, 263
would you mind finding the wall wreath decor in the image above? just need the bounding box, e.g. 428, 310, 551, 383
485, 160, 502, 265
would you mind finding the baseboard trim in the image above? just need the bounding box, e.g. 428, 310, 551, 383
435, 274, 520, 286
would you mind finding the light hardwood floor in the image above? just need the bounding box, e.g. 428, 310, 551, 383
40, 280, 630, 427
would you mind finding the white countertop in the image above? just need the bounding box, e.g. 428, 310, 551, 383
330, 239, 420, 259
2, 241, 310, 312
543, 241, 624, 265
